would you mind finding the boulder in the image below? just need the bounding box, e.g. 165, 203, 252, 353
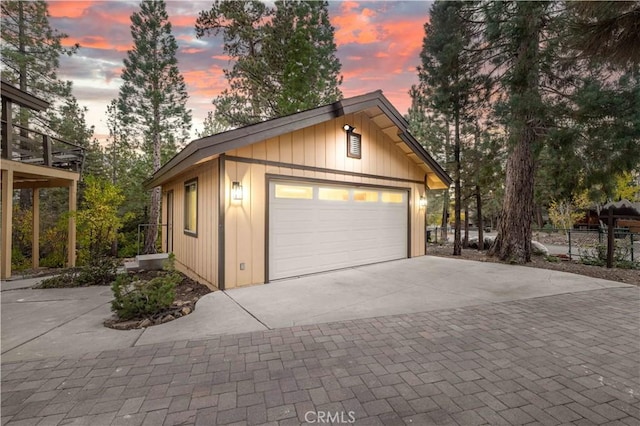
467, 236, 495, 250
531, 240, 549, 256
466, 236, 549, 256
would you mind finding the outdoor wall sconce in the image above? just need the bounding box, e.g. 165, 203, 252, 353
231, 181, 243, 201
419, 196, 427, 209
343, 124, 361, 159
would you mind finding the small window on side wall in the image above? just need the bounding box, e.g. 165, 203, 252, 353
184, 179, 197, 236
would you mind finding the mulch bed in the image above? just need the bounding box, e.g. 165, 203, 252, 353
104, 270, 213, 330
427, 244, 640, 285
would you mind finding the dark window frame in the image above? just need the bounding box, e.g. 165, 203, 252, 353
184, 178, 198, 237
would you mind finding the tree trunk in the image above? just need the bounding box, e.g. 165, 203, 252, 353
144, 109, 162, 254
476, 185, 484, 251
441, 190, 449, 242
17, 3, 31, 210
463, 203, 469, 248
453, 112, 462, 256
488, 2, 543, 264
534, 204, 544, 229
489, 129, 535, 262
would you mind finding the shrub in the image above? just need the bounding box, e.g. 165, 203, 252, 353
110, 254, 179, 320
578, 240, 639, 269
37, 257, 119, 288
111, 272, 180, 320
11, 247, 31, 272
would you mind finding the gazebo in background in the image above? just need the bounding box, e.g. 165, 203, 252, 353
599, 199, 640, 268
1, 80, 84, 279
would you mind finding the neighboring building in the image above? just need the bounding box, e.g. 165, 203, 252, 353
146, 91, 452, 290
1, 80, 83, 279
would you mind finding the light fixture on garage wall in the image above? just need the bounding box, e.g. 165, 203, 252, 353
231, 181, 243, 201
343, 124, 362, 159
419, 196, 427, 209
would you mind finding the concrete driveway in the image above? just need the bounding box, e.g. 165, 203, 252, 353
1, 256, 631, 362
225, 256, 631, 328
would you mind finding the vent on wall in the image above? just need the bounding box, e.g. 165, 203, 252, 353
347, 132, 362, 159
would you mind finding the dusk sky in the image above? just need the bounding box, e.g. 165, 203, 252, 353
48, 1, 431, 143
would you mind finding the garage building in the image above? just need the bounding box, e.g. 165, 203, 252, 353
145, 91, 452, 289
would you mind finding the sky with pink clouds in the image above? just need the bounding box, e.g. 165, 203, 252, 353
48, 1, 431, 143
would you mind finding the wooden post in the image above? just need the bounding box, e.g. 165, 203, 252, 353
1, 98, 12, 159
32, 188, 40, 269
606, 208, 614, 269
1, 169, 14, 279
67, 180, 77, 267
43, 134, 52, 166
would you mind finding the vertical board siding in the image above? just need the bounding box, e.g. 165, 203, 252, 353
165, 113, 428, 289
221, 113, 426, 289
161, 160, 218, 288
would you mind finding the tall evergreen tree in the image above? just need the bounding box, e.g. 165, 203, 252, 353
0, 0, 77, 103
119, 0, 192, 254
196, 0, 342, 126
484, 1, 551, 263
265, 0, 342, 116
413, 1, 485, 255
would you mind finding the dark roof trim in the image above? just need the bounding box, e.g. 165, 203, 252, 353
1, 80, 49, 112
146, 91, 452, 188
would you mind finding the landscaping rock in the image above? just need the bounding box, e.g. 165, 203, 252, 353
467, 236, 495, 249
160, 314, 175, 323
110, 320, 140, 330
139, 318, 153, 328
181, 307, 192, 316
467, 236, 549, 256
531, 240, 549, 256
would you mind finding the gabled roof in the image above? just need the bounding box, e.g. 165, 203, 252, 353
146, 91, 452, 189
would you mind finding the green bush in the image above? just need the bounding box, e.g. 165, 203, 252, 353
37, 257, 119, 288
578, 240, 639, 269
110, 272, 179, 320
11, 247, 31, 272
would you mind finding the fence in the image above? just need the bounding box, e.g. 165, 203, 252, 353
426, 226, 492, 244
568, 229, 637, 264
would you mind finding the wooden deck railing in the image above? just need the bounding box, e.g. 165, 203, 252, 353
1, 120, 84, 172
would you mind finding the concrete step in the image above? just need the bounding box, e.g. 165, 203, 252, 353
123, 261, 140, 272
136, 253, 169, 271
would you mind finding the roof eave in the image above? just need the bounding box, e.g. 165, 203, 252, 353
145, 90, 452, 189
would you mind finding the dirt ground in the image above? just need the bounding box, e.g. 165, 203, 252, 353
427, 244, 639, 285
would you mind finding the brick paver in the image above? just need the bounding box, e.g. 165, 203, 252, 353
2, 287, 638, 425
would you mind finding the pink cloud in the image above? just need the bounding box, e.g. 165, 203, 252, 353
48, 1, 93, 18
182, 48, 205, 54
62, 35, 131, 52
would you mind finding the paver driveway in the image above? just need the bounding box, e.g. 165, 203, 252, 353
2, 287, 638, 425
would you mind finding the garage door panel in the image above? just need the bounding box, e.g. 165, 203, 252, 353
269, 181, 408, 280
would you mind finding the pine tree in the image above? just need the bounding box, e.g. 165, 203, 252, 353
412, 1, 485, 255
484, 1, 551, 263
265, 0, 342, 116
119, 0, 192, 254
196, 0, 342, 126
0, 1, 77, 103
196, 111, 231, 138
567, 2, 640, 67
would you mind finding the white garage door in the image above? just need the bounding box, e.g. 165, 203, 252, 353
269, 181, 408, 280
